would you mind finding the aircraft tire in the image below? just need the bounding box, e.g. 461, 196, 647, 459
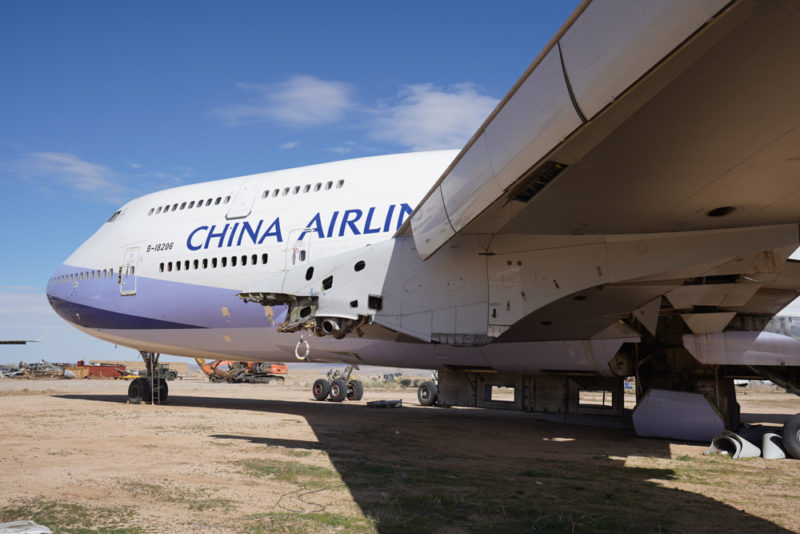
312, 379, 330, 401
329, 379, 348, 402
156, 378, 169, 403
128, 378, 145, 404
784, 413, 800, 459
417, 381, 438, 406
347, 380, 364, 401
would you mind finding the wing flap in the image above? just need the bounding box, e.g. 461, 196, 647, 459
409, 0, 733, 259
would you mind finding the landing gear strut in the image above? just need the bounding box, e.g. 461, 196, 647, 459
311, 365, 363, 402
127, 351, 168, 405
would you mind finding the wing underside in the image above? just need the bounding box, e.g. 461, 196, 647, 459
407, 0, 800, 260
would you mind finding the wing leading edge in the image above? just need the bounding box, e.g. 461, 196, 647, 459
407, 0, 800, 259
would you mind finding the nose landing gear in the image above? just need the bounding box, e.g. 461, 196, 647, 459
127, 351, 168, 404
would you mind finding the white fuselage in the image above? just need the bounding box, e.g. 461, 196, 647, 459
47, 150, 800, 376
46, 151, 464, 365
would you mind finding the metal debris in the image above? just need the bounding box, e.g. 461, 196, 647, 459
366, 399, 402, 408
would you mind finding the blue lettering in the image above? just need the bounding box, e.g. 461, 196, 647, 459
326, 211, 339, 238
339, 209, 363, 237
187, 226, 208, 251
382, 204, 396, 232
396, 203, 413, 229
257, 218, 283, 244
204, 224, 229, 249
237, 220, 262, 246
363, 207, 381, 234
226, 222, 240, 247
299, 213, 325, 240
185, 203, 412, 250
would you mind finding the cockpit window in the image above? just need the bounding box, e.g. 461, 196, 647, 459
107, 210, 121, 222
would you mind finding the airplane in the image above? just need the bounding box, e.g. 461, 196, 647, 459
46, 0, 800, 458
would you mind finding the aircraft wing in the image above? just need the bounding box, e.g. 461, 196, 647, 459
242, 0, 800, 350
407, 0, 800, 259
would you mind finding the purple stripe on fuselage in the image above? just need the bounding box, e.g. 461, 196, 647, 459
46, 264, 286, 330
48, 295, 204, 330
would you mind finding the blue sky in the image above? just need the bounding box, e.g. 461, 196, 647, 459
0, 1, 581, 364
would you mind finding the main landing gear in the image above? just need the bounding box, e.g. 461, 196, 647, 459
785, 413, 800, 459
312, 365, 364, 402
417, 371, 439, 406
127, 351, 168, 405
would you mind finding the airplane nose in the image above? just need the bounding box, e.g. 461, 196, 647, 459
46, 266, 75, 325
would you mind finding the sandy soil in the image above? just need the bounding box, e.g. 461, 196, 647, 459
0, 373, 798, 533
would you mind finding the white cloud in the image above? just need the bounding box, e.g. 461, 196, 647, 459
126, 162, 143, 169
213, 76, 498, 153
9, 152, 127, 203
214, 75, 354, 127
326, 141, 357, 154
369, 83, 498, 151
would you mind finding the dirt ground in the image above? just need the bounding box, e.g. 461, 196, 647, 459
0, 373, 798, 533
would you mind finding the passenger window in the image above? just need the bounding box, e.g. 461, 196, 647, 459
262, 191, 269, 199
212, 258, 218, 268
172, 204, 178, 211
224, 196, 231, 204
180, 202, 186, 210
202, 259, 208, 269
188, 201, 195, 209
148, 208, 154, 216
221, 257, 227, 267
272, 189, 279, 197
262, 253, 268, 264
231, 256, 237, 267
293, 186, 300, 194
241, 255, 247, 266
299, 250, 307, 262
303, 184, 310, 193
193, 259, 199, 270
282, 187, 289, 196
156, 207, 162, 214
176, 261, 181, 271
314, 183, 321, 192
215, 197, 221, 205
184, 260, 189, 270
325, 181, 332, 190
336, 179, 344, 189
159, 263, 164, 272
206, 199, 212, 206
167, 262, 172, 272
251, 254, 257, 265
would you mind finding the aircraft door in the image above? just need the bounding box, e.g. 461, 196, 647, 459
226, 177, 263, 220
120, 246, 139, 296
285, 228, 313, 271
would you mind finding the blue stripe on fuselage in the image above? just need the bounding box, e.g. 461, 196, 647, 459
48, 295, 204, 330
46, 264, 287, 330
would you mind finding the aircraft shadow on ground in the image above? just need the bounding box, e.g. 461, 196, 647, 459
55, 393, 794, 533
